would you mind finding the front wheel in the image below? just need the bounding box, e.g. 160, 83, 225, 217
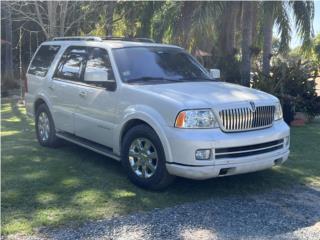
121, 124, 175, 190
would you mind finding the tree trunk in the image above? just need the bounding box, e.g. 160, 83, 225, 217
138, 2, 154, 38
59, 1, 69, 37
223, 1, 240, 55
262, 5, 274, 76
177, 2, 195, 48
2, 3, 14, 88
251, 3, 258, 45
241, 1, 254, 87
47, 1, 58, 38
105, 2, 116, 36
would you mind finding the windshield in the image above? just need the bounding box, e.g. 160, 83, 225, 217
112, 47, 211, 84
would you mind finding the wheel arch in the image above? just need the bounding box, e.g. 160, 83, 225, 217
33, 92, 53, 113
120, 119, 151, 144
34, 98, 47, 113
114, 107, 173, 163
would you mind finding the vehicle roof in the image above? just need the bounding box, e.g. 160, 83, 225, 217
42, 40, 182, 50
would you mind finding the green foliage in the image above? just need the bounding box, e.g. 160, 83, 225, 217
252, 58, 320, 117
151, 1, 182, 42
310, 33, 320, 64
3, 0, 316, 92
314, 43, 320, 62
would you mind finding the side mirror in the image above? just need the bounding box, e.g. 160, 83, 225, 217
84, 68, 115, 83
209, 69, 221, 80
84, 68, 116, 91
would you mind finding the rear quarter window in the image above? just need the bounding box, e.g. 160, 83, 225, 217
28, 45, 60, 77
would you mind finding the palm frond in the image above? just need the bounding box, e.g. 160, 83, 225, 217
191, 1, 224, 33
189, 1, 225, 50
274, 2, 291, 53
290, 0, 314, 51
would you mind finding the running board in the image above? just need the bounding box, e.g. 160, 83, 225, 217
56, 132, 120, 161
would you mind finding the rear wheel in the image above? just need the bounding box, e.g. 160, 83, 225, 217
35, 104, 60, 147
121, 124, 175, 190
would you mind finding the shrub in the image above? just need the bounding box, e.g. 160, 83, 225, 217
252, 58, 320, 118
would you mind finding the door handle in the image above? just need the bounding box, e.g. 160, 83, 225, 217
48, 85, 54, 91
79, 91, 87, 97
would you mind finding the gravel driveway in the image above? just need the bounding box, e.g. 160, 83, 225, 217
5, 185, 320, 240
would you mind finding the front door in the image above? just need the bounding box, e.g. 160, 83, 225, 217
74, 47, 118, 148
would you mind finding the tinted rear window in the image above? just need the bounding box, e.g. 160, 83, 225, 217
28, 45, 60, 77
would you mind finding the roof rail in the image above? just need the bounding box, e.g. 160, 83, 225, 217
52, 36, 102, 42
134, 38, 155, 43
103, 36, 155, 43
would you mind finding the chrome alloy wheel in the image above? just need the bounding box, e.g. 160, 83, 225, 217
128, 138, 158, 178
38, 112, 50, 141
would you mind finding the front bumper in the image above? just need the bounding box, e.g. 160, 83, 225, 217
164, 120, 290, 180
166, 149, 289, 180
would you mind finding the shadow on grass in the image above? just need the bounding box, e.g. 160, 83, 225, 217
1, 99, 320, 236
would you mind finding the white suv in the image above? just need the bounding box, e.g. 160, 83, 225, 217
25, 36, 290, 189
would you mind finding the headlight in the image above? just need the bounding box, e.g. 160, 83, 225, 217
274, 102, 283, 121
175, 109, 218, 128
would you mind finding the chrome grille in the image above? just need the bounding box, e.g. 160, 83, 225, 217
219, 105, 275, 132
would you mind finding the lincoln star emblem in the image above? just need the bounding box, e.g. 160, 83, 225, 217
249, 101, 256, 112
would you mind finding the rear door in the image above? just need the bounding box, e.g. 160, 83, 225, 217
50, 46, 88, 133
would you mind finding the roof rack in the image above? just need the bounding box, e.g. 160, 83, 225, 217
103, 36, 155, 43
51, 36, 156, 43
52, 36, 102, 42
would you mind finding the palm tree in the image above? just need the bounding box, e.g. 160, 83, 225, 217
241, 1, 255, 86
262, 0, 314, 76
262, 1, 277, 76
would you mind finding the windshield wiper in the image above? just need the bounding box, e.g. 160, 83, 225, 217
126, 77, 181, 83
178, 77, 220, 82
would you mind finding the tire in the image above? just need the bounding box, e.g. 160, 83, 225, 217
35, 103, 60, 147
121, 124, 175, 190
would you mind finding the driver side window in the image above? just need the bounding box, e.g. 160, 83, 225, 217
85, 47, 115, 87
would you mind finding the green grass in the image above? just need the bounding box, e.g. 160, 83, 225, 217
1, 99, 320, 235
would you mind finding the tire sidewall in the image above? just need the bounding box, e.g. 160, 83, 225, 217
121, 125, 169, 189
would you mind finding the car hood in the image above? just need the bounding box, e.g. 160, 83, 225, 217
140, 81, 278, 108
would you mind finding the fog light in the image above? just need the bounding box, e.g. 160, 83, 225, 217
195, 149, 211, 160
284, 136, 290, 147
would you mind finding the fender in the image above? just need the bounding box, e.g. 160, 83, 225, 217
33, 92, 54, 118
113, 104, 174, 163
